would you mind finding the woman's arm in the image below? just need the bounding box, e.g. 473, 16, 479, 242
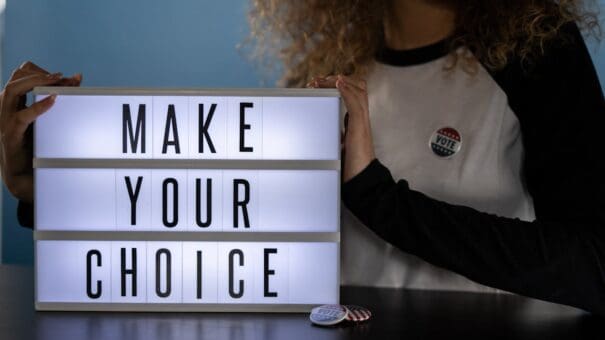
343, 158, 605, 315
340, 21, 605, 316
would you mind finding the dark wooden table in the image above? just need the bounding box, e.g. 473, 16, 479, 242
0, 264, 601, 339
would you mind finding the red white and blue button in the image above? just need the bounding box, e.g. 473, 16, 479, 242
429, 127, 462, 158
344, 305, 372, 322
309, 304, 348, 326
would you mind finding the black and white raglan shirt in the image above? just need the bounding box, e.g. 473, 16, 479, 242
16, 21, 605, 315
340, 21, 605, 316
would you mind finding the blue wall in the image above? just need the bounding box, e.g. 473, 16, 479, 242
1, 1, 605, 264
1, 0, 267, 264
588, 1, 605, 88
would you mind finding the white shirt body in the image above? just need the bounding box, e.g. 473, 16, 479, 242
340, 50, 536, 292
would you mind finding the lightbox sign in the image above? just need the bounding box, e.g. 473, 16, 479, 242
33, 87, 341, 312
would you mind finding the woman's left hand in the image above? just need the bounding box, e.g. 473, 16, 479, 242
307, 74, 376, 182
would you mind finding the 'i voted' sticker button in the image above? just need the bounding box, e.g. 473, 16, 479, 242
309, 304, 348, 326
429, 127, 462, 158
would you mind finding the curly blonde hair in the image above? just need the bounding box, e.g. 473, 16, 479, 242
247, 0, 600, 86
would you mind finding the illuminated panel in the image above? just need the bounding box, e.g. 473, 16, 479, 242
182, 242, 219, 303
36, 241, 338, 305
152, 96, 189, 159
188, 97, 228, 159
35, 168, 116, 231
35, 95, 154, 159
34, 95, 339, 160
35, 168, 339, 232
262, 97, 339, 160
186, 170, 223, 231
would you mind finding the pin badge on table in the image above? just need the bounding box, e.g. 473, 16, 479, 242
310, 304, 372, 326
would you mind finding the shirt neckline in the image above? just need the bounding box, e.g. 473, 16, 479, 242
375, 36, 453, 67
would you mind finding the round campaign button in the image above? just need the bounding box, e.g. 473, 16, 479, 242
309, 304, 349, 326
429, 127, 462, 158
344, 305, 372, 322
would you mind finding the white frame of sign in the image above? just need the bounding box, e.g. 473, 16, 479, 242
32, 87, 342, 312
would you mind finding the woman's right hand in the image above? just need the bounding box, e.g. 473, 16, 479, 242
0, 61, 82, 203
307, 74, 376, 182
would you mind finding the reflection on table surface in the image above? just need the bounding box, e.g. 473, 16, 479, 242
1, 265, 602, 340
35, 312, 354, 340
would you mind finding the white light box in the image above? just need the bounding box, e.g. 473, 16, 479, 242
34, 92, 340, 160
35, 168, 339, 232
32, 87, 341, 312
36, 241, 339, 305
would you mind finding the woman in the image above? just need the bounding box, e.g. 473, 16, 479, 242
248, 0, 605, 314
2, 0, 604, 315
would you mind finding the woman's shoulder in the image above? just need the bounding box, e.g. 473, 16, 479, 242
491, 21, 605, 221
490, 20, 598, 84
485, 20, 603, 122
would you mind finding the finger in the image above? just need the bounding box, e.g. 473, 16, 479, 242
336, 77, 364, 96
339, 75, 367, 91
10, 61, 50, 83
55, 78, 77, 86
306, 76, 324, 88
10, 68, 47, 82
19, 61, 50, 74
55, 74, 82, 87
306, 75, 327, 86
337, 81, 366, 117
315, 77, 337, 88
6, 69, 55, 111
11, 95, 56, 138
2, 73, 62, 111
310, 75, 365, 90
320, 75, 338, 87
307, 75, 339, 88
5, 72, 62, 97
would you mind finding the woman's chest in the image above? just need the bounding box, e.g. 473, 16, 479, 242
366, 62, 534, 220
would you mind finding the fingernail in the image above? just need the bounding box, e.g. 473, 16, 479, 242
48, 94, 57, 102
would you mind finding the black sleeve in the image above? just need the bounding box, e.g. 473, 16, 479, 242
17, 200, 34, 229
342, 21, 605, 316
